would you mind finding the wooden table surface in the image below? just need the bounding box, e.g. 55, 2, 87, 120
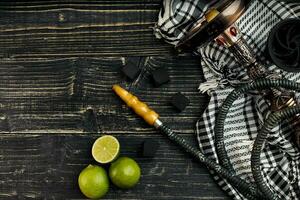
0, 1, 229, 199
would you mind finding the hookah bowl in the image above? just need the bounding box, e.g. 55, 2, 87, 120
176, 0, 300, 148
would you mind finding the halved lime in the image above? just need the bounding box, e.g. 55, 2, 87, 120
92, 135, 120, 164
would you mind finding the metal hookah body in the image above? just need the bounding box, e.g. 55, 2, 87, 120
215, 17, 297, 109
176, 0, 300, 147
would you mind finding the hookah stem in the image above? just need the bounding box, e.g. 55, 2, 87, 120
203, 3, 298, 179
206, 9, 270, 173
112, 85, 263, 200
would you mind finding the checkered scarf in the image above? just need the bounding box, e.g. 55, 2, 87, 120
154, 0, 300, 199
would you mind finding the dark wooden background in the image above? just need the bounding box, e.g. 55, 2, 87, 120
0, 1, 229, 199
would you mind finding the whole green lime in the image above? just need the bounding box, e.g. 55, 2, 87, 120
109, 157, 141, 189
78, 165, 109, 199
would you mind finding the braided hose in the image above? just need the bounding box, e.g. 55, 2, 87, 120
214, 78, 300, 199
158, 125, 263, 200
251, 106, 300, 200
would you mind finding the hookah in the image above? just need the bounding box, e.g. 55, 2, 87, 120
113, 0, 300, 199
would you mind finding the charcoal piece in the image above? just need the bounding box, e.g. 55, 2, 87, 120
171, 92, 190, 112
142, 139, 159, 158
151, 68, 170, 87
122, 65, 140, 80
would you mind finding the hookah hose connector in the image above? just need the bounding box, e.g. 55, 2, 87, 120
112, 84, 264, 200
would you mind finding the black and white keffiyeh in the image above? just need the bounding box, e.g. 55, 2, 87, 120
154, 0, 300, 199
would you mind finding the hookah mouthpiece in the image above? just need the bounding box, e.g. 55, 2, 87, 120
112, 85, 159, 126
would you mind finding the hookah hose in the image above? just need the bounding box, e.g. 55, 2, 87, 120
112, 79, 300, 200
252, 106, 300, 200
214, 78, 300, 200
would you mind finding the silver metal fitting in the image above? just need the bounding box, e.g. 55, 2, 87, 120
153, 119, 163, 129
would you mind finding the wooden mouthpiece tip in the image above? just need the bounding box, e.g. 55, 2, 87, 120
112, 84, 159, 126
112, 84, 123, 93
112, 84, 130, 104
113, 85, 127, 96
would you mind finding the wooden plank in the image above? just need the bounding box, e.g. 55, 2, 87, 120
0, 1, 210, 133
0, 134, 229, 199
0, 1, 226, 200
0, 56, 208, 133
0, 0, 171, 59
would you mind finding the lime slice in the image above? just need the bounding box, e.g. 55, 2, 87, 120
92, 135, 120, 164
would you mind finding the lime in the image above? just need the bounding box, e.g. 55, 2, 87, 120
92, 135, 120, 164
109, 157, 141, 189
78, 165, 109, 199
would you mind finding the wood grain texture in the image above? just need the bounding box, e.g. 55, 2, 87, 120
0, 0, 170, 59
0, 56, 208, 133
0, 1, 228, 199
0, 134, 228, 200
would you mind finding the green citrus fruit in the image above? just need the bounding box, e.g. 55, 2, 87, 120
109, 157, 141, 189
78, 165, 109, 199
92, 135, 120, 164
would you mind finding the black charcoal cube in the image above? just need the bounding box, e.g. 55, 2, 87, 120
122, 65, 140, 80
151, 68, 170, 87
142, 139, 159, 158
171, 92, 190, 112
